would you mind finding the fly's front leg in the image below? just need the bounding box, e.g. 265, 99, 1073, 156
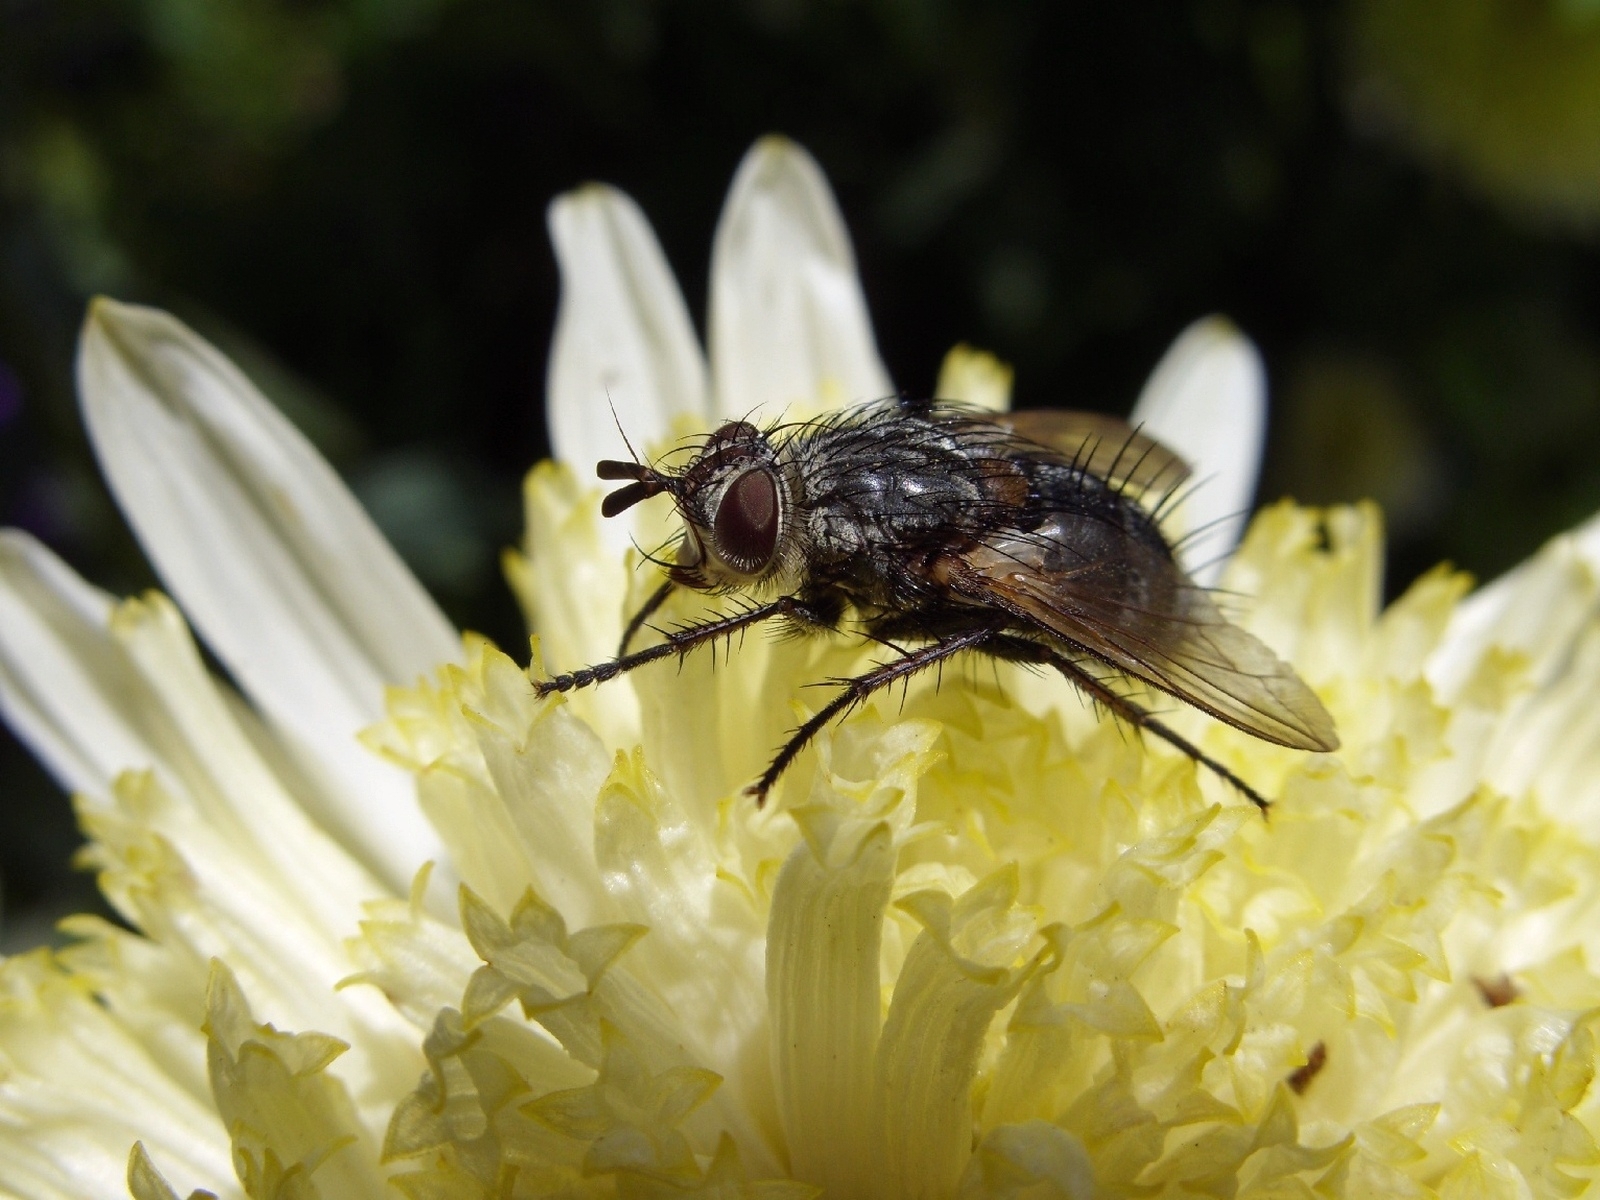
992, 637, 1272, 815
535, 596, 815, 697
747, 625, 998, 806
618, 577, 676, 655
538, 595, 835, 697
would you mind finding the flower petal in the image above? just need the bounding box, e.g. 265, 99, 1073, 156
547, 184, 710, 480
57, 596, 428, 1116
709, 136, 892, 421
505, 459, 640, 745
766, 809, 895, 1196
0, 535, 402, 942
959, 1121, 1097, 1200
77, 299, 454, 890
1130, 317, 1267, 586
0, 538, 435, 1116
0, 529, 163, 798
365, 638, 614, 929
203, 961, 390, 1200
935, 344, 1014, 413
592, 753, 769, 1058
99, 592, 395, 946
875, 869, 1047, 1200
0, 950, 237, 1200
1427, 507, 1600, 702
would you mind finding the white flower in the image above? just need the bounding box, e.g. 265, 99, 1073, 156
2, 135, 1599, 1200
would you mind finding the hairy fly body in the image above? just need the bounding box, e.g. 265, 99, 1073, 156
533, 397, 1339, 808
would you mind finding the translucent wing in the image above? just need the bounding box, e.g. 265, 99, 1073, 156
949, 515, 1338, 751
988, 411, 1191, 495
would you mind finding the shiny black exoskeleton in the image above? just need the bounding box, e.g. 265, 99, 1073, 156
539, 397, 1338, 807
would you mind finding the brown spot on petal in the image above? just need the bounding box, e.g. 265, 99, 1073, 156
1474, 973, 1519, 1008
1287, 1041, 1326, 1095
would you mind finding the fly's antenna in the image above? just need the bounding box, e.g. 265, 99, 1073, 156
606, 394, 649, 469
596, 459, 672, 518
618, 419, 645, 469
597, 395, 666, 517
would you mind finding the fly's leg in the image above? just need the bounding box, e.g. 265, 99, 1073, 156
618, 577, 676, 655
535, 596, 819, 697
747, 625, 997, 806
996, 640, 1271, 814
1062, 659, 1271, 813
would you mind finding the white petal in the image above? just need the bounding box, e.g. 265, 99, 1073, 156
709, 136, 893, 421
1130, 317, 1267, 586
0, 540, 420, 1095
77, 299, 454, 890
107, 592, 395, 935
0, 530, 161, 798
0, 952, 238, 1200
546, 184, 709, 474
0, 532, 402, 927
1427, 507, 1600, 701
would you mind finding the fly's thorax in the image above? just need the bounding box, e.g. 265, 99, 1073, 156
791, 424, 996, 563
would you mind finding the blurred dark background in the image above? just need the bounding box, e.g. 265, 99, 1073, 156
5, 0, 1600, 943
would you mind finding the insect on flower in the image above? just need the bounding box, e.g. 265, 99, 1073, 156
533, 397, 1339, 809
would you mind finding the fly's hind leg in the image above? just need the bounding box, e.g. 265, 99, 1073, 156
990, 637, 1272, 814
747, 624, 998, 806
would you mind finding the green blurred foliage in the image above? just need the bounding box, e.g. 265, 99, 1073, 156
3, 0, 1600, 939
1350, 0, 1600, 223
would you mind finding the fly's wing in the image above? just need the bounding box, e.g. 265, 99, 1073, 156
987, 411, 1191, 496
950, 516, 1339, 751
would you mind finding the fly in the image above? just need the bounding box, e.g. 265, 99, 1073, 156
532, 397, 1339, 809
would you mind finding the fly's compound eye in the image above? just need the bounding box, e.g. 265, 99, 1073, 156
709, 419, 760, 445
713, 467, 779, 574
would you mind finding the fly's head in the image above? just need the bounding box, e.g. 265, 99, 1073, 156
597, 420, 795, 592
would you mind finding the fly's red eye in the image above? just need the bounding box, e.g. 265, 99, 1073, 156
710, 420, 760, 447
713, 468, 779, 573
